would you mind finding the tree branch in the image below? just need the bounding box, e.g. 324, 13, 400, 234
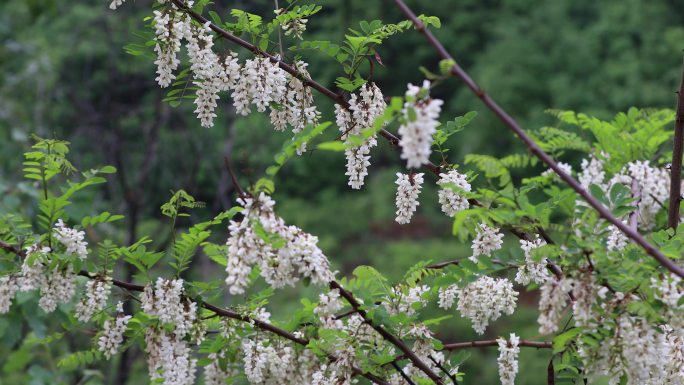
442, 339, 551, 350
0, 240, 388, 385
668, 53, 684, 230
394, 0, 684, 279
329, 281, 445, 384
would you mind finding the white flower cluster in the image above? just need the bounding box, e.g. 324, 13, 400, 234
270, 61, 320, 152
38, 267, 76, 313
470, 223, 504, 262
437, 169, 471, 217
0, 276, 17, 314
580, 315, 683, 385
497, 333, 520, 385
384, 285, 430, 316
16, 244, 50, 292
541, 161, 572, 179
109, 0, 125, 10
53, 219, 88, 260
438, 284, 458, 310
152, 9, 191, 88
98, 314, 132, 359
609, 160, 669, 228
76, 277, 111, 322
242, 338, 293, 385
274, 8, 309, 39
402, 324, 453, 381
145, 328, 197, 385
606, 224, 629, 251
515, 235, 550, 285
578, 153, 607, 189
141, 278, 197, 338
450, 276, 518, 334
204, 352, 234, 385
235, 56, 288, 115
314, 289, 344, 328
335, 83, 386, 189
395, 172, 424, 224
570, 270, 597, 327
225, 193, 334, 294
652, 274, 684, 328
537, 277, 571, 334
398, 80, 443, 169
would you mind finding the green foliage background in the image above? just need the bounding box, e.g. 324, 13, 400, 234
0, 0, 682, 384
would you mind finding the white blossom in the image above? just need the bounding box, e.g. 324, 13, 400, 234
38, 267, 76, 313
497, 333, 520, 385
470, 223, 504, 262
140, 278, 196, 338
76, 278, 111, 322
570, 270, 597, 327
0, 276, 17, 314
437, 169, 471, 217
384, 285, 430, 316
537, 278, 571, 334
204, 352, 232, 385
606, 224, 629, 251
608, 160, 669, 228
315, 289, 344, 328
98, 314, 131, 359
398, 80, 443, 168
53, 219, 88, 260
242, 338, 294, 385
234, 56, 287, 115
153, 10, 189, 88
541, 162, 572, 179
275, 8, 308, 39
579, 153, 607, 189
335, 83, 385, 189
515, 235, 551, 285
395, 172, 424, 224
438, 285, 458, 310
109, 0, 125, 10
455, 276, 517, 334
17, 244, 50, 291
145, 328, 197, 385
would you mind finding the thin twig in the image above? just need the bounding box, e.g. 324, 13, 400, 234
394, 0, 684, 279
391, 361, 417, 385
429, 355, 458, 385
442, 339, 552, 350
668, 53, 684, 230
630, 178, 641, 231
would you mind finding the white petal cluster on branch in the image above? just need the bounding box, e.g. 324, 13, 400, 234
609, 160, 669, 229
75, 277, 111, 322
314, 289, 344, 328
437, 169, 471, 217
16, 244, 50, 292
225, 193, 334, 294
497, 333, 520, 385
570, 270, 597, 327
0, 276, 17, 314
141, 278, 197, 338
537, 277, 571, 335
578, 152, 607, 189
384, 285, 430, 316
204, 351, 234, 385
242, 338, 294, 385
145, 328, 197, 385
53, 219, 88, 260
38, 267, 76, 313
152, 10, 190, 88
335, 83, 386, 189
398, 80, 443, 169
541, 161, 573, 179
395, 172, 424, 224
274, 8, 309, 39
606, 224, 629, 251
470, 223, 504, 262
449, 276, 518, 334
109, 0, 125, 10
98, 314, 132, 359
515, 235, 550, 285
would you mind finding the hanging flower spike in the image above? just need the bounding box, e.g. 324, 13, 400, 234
437, 169, 471, 217
395, 172, 424, 224
398, 80, 443, 169
470, 223, 504, 262
497, 333, 520, 385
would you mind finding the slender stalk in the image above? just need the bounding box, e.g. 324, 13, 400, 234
394, 0, 684, 279
668, 54, 684, 230
442, 339, 551, 350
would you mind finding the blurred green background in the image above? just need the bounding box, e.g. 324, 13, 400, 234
0, 0, 683, 384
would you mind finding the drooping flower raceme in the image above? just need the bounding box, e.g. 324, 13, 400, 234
470, 223, 504, 262
225, 193, 334, 294
76, 277, 112, 322
99, 314, 132, 359
609, 160, 669, 229
152, 10, 190, 88
395, 172, 424, 224
537, 277, 571, 335
38, 267, 76, 313
335, 83, 386, 189
515, 235, 551, 285
0, 276, 17, 314
53, 219, 88, 260
437, 169, 471, 217
497, 333, 520, 385
452, 276, 518, 334
141, 278, 197, 338
233, 56, 287, 115
398, 80, 443, 169
145, 328, 197, 385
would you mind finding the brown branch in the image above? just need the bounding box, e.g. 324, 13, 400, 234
668, 53, 684, 230
329, 281, 445, 384
168, 0, 440, 178
630, 179, 641, 231
442, 339, 551, 350
394, 0, 684, 279
0, 241, 387, 385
